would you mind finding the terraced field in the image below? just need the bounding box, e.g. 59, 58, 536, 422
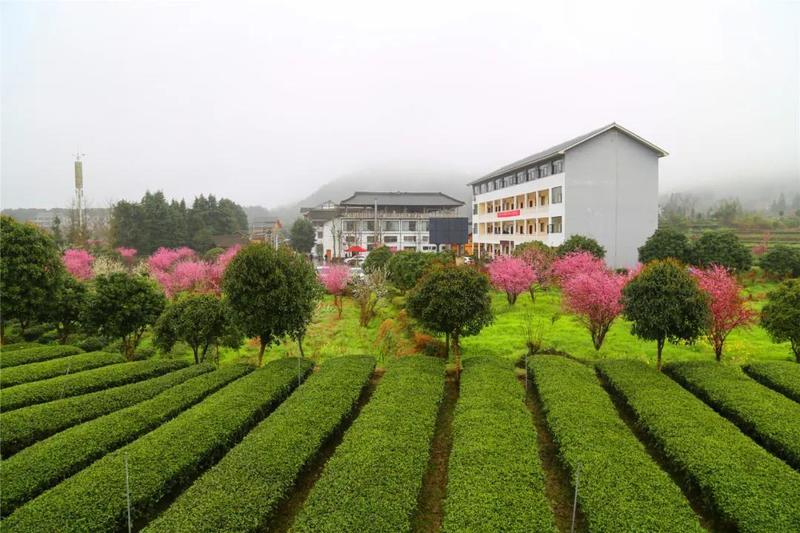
2, 343, 800, 532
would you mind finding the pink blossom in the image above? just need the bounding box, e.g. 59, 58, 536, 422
561, 268, 626, 350
487, 256, 537, 304
147, 247, 197, 272
551, 251, 606, 285
63, 249, 94, 280
147, 245, 239, 298
116, 247, 138, 265
319, 264, 351, 318
207, 245, 241, 293
516, 246, 556, 288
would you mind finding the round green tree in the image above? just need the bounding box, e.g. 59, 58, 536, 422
638, 228, 693, 264
387, 251, 435, 291
83, 273, 166, 359
289, 218, 316, 254
222, 244, 321, 365
363, 245, 392, 273
406, 265, 494, 375
693, 231, 752, 272
759, 245, 800, 279
557, 234, 606, 259
622, 259, 709, 370
761, 279, 800, 362
45, 274, 89, 344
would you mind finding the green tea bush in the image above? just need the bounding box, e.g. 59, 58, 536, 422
0, 351, 123, 387
21, 324, 53, 342
75, 336, 107, 352
744, 360, 800, 403
529, 356, 700, 532
293, 356, 445, 532
2, 358, 311, 530
1, 364, 212, 456
666, 361, 800, 470
0, 344, 82, 368
443, 356, 556, 533
1, 359, 187, 411
598, 360, 800, 532
146, 356, 376, 532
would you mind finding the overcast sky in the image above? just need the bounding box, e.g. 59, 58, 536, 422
2, 0, 798, 209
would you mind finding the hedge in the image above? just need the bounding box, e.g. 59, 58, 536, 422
744, 360, 800, 403
145, 356, 376, 532
1, 359, 188, 412
0, 364, 252, 517
443, 356, 556, 533
598, 360, 800, 532
0, 351, 122, 388
528, 356, 700, 532
0, 345, 83, 369
0, 342, 44, 355
666, 361, 800, 471
292, 356, 445, 532
1, 363, 213, 457
2, 358, 311, 531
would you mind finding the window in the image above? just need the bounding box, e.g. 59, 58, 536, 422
366, 235, 375, 244
363, 220, 375, 231
549, 216, 563, 233
495, 178, 503, 190
344, 221, 357, 232
422, 235, 429, 242
539, 164, 551, 178
517, 171, 526, 184
481, 183, 487, 194
403, 235, 416, 243
487, 181, 494, 192
473, 185, 480, 195
553, 160, 563, 173
473, 204, 478, 215
418, 221, 428, 232
527, 168, 538, 181
552, 186, 563, 204
383, 220, 399, 231
316, 231, 323, 239
404, 246, 416, 251
345, 235, 356, 243
384, 235, 398, 243
402, 220, 417, 231
473, 223, 478, 234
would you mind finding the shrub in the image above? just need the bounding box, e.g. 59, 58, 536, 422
387, 251, 436, 291
2, 358, 311, 530
293, 356, 445, 532
0, 344, 83, 368
1, 359, 187, 411
444, 357, 556, 533
20, 323, 53, 342
666, 361, 800, 471
1, 363, 212, 456
0, 342, 41, 353
75, 336, 107, 352
692, 231, 752, 272
557, 234, 606, 259
146, 356, 375, 532
744, 361, 800, 403
597, 360, 800, 532
760, 279, 800, 362
413, 332, 447, 358
0, 364, 253, 517
362, 245, 392, 273
759, 245, 800, 278
0, 351, 124, 388
529, 356, 700, 532
638, 228, 693, 264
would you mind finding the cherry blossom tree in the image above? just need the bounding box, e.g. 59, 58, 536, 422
691, 265, 757, 361
319, 264, 351, 318
116, 247, 138, 267
561, 268, 626, 351
487, 256, 537, 305
147, 246, 239, 298
62, 249, 94, 281
551, 251, 606, 285
515, 245, 556, 301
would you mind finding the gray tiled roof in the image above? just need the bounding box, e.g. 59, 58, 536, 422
339, 191, 464, 208
468, 123, 667, 185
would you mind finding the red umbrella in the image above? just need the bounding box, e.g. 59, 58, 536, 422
346, 245, 368, 253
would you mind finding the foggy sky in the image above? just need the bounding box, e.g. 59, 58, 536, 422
2, 0, 798, 209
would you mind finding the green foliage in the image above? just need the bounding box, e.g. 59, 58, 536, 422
693, 230, 752, 272
666, 361, 800, 471
293, 356, 445, 532
0, 215, 64, 335
386, 251, 436, 291
146, 356, 376, 532
512, 239, 555, 258
444, 357, 556, 533
760, 279, 800, 361
0, 351, 124, 388
0, 364, 252, 517
622, 259, 709, 369
557, 234, 606, 259
759, 245, 800, 278
530, 356, 700, 532
2, 358, 311, 530
638, 228, 693, 264
363, 245, 392, 273
223, 244, 322, 364
75, 336, 107, 352
1, 359, 186, 411
82, 272, 166, 359
289, 217, 316, 253
598, 360, 800, 532
153, 294, 241, 363
0, 344, 83, 368
20, 323, 53, 342
744, 361, 800, 403
44, 274, 88, 344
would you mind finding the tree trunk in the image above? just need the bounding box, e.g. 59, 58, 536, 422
0, 321, 4, 345
453, 331, 461, 381
258, 341, 266, 367
715, 345, 722, 362
192, 347, 200, 365
529, 285, 536, 302
445, 331, 450, 360
793, 340, 799, 364
297, 337, 305, 358
656, 338, 665, 371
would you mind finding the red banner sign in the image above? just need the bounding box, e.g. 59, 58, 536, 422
497, 209, 521, 218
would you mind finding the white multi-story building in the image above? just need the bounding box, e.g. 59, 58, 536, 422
470, 123, 667, 268
302, 192, 464, 262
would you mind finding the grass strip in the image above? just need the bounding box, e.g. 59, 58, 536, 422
0, 350, 114, 387
667, 361, 800, 471
443, 356, 556, 533
145, 355, 376, 532
744, 360, 800, 403
2, 358, 311, 531
292, 356, 445, 532
598, 359, 800, 532
1, 363, 212, 457
0, 359, 188, 411
530, 356, 701, 532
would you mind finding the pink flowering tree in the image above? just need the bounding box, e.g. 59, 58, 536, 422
208, 245, 241, 294
148, 246, 240, 298
62, 249, 94, 281
551, 251, 606, 286
487, 256, 537, 305
116, 247, 138, 268
691, 265, 757, 361
561, 267, 627, 351
319, 264, 351, 318
515, 245, 556, 301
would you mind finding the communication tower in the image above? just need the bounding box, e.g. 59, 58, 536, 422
73, 151, 86, 230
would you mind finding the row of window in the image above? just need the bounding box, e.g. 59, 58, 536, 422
342, 220, 429, 233
344, 235, 431, 244
473, 216, 563, 235
474, 186, 563, 214
472, 159, 564, 196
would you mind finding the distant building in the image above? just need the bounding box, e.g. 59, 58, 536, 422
302, 192, 464, 262
469, 123, 667, 268
249, 217, 282, 247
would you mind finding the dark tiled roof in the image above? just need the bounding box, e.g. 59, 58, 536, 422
339, 191, 464, 208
